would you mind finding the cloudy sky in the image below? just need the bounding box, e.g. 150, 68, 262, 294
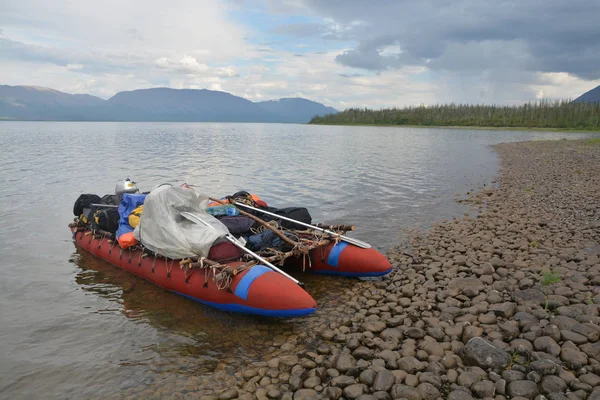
1, 0, 599, 108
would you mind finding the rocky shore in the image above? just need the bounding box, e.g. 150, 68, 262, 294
198, 139, 600, 400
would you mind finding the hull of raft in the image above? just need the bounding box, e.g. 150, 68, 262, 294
305, 242, 393, 277
71, 228, 317, 317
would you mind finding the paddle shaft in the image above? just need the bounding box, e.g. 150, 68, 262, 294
227, 201, 371, 249
178, 211, 304, 287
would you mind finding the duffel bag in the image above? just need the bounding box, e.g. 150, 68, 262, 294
73, 194, 101, 216
94, 207, 120, 233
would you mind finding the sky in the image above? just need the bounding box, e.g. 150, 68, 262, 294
1, 0, 599, 109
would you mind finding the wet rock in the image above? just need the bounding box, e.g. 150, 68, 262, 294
506, 380, 539, 398
362, 321, 387, 334
462, 337, 510, 369
333, 353, 356, 373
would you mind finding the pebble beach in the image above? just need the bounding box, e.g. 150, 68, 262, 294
195, 139, 600, 400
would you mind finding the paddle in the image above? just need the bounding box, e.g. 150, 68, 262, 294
178, 210, 305, 288
215, 198, 372, 249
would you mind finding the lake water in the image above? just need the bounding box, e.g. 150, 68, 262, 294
1, 122, 598, 399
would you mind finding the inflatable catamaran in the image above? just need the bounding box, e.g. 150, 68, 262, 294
69, 180, 392, 317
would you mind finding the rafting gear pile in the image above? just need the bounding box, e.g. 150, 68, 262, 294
69, 179, 392, 317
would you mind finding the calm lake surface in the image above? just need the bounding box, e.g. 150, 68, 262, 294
1, 122, 598, 399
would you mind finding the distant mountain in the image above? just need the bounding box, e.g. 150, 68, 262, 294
574, 85, 600, 103
106, 88, 278, 122
0, 85, 337, 122
257, 98, 338, 123
0, 85, 104, 120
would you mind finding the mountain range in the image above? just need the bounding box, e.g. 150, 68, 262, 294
574, 85, 600, 103
0, 85, 338, 123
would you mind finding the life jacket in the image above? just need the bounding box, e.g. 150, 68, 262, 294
128, 205, 144, 228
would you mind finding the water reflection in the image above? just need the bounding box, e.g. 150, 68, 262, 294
70, 246, 355, 378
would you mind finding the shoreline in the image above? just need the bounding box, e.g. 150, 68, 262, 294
115, 139, 600, 400
309, 123, 600, 133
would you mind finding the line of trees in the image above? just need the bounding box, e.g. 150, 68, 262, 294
309, 100, 600, 130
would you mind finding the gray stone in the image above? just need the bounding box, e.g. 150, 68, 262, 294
293, 389, 318, 400
356, 396, 377, 400
490, 302, 517, 318
397, 356, 425, 374
334, 353, 356, 373
529, 359, 559, 375
372, 370, 395, 392
362, 320, 387, 333
579, 373, 600, 387
511, 289, 545, 306
359, 369, 376, 386
303, 377, 321, 389
581, 342, 600, 361
502, 370, 526, 382
560, 347, 588, 369
343, 384, 365, 399
547, 394, 569, 400
417, 382, 440, 400
447, 390, 474, 400
330, 375, 356, 388
526, 370, 542, 383
560, 330, 588, 344
218, 389, 239, 400
419, 372, 442, 388
572, 323, 600, 342
371, 392, 390, 400
507, 380, 539, 398
462, 337, 510, 369
389, 384, 420, 400
352, 347, 374, 360
405, 327, 426, 339
472, 380, 495, 398
457, 371, 481, 388
540, 375, 567, 394
323, 387, 342, 400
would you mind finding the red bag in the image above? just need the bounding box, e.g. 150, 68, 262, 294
208, 241, 243, 262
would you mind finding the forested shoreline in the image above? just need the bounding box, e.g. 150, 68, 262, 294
310, 100, 600, 130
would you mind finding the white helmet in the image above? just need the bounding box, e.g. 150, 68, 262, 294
115, 178, 139, 195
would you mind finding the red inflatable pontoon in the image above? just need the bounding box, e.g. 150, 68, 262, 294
71, 227, 317, 317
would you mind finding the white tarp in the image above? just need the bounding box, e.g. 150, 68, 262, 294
134, 186, 230, 259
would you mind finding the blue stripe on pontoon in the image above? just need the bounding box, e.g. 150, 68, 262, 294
234, 265, 271, 300
174, 292, 316, 317
327, 241, 349, 267
313, 267, 393, 277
